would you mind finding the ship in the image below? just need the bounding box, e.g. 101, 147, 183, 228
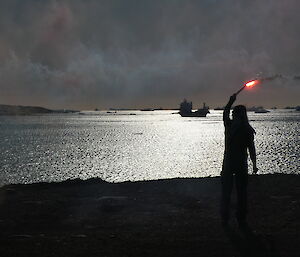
254, 107, 270, 113
179, 99, 210, 117
247, 106, 270, 113
140, 108, 155, 111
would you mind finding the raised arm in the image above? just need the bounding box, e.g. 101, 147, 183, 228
223, 94, 236, 125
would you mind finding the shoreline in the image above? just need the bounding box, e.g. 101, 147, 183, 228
0, 174, 299, 256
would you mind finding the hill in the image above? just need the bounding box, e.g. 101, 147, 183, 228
0, 104, 53, 115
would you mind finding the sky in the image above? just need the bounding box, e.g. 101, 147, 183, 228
0, 0, 299, 110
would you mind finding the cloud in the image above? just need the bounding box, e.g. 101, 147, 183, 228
0, 0, 299, 109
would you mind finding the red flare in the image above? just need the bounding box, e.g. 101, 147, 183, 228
245, 80, 259, 88
236, 79, 259, 95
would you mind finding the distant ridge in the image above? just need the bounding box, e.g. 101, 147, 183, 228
0, 104, 53, 115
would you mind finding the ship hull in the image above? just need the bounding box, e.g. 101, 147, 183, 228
179, 110, 209, 117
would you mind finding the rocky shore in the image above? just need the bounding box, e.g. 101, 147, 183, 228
0, 174, 299, 257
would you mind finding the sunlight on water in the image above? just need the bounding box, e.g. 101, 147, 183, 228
0, 110, 299, 186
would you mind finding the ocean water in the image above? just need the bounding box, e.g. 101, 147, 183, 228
0, 110, 299, 186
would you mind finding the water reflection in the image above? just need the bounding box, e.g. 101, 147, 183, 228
0, 110, 299, 186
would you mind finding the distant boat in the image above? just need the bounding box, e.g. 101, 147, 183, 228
247, 106, 259, 112
140, 108, 155, 111
140, 107, 163, 111
179, 99, 210, 117
254, 107, 270, 113
214, 107, 225, 110
247, 106, 269, 113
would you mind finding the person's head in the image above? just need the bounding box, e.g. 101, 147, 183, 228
232, 105, 248, 123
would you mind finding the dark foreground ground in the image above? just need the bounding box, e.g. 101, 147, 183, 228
0, 174, 299, 257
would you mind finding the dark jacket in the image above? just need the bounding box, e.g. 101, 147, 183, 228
223, 101, 256, 172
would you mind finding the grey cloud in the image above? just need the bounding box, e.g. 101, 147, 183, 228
0, 0, 299, 109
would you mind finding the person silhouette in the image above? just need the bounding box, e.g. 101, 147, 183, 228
221, 94, 258, 228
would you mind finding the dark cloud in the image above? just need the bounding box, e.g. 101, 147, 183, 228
0, 0, 299, 109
